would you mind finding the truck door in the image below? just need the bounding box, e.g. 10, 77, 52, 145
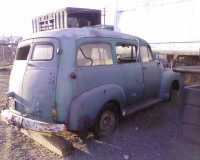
22, 38, 60, 122
115, 42, 143, 105
140, 45, 161, 99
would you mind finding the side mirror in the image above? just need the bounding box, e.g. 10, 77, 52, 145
155, 59, 160, 65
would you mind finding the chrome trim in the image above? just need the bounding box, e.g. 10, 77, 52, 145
0, 109, 67, 134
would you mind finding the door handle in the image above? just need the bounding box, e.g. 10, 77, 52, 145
28, 63, 34, 67
142, 66, 147, 70
27, 63, 35, 67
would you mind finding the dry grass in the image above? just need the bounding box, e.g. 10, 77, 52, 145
0, 95, 7, 109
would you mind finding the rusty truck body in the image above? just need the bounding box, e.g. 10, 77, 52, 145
1, 28, 182, 137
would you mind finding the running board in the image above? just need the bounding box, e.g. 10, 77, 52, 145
122, 98, 162, 116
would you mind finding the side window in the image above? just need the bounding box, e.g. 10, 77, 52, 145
31, 44, 54, 61
116, 43, 137, 64
16, 45, 30, 60
77, 43, 113, 66
140, 46, 153, 62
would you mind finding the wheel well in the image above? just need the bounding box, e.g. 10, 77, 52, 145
171, 80, 180, 91
93, 100, 121, 132
106, 100, 122, 116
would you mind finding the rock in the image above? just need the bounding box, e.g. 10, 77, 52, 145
123, 154, 130, 160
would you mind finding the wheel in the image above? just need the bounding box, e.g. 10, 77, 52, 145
168, 81, 180, 101
168, 86, 178, 101
94, 104, 119, 138
168, 85, 173, 101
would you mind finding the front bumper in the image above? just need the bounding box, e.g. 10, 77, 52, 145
0, 109, 67, 134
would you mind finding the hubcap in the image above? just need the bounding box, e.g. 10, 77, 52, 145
99, 110, 116, 135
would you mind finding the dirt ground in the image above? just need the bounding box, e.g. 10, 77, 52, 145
0, 70, 200, 160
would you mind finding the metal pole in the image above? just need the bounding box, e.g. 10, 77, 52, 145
114, 0, 119, 31
103, 8, 106, 26
2, 46, 4, 64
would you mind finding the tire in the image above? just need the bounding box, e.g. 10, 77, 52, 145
168, 85, 174, 101
168, 81, 180, 101
94, 104, 119, 138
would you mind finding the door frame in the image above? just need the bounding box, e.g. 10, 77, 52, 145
139, 44, 161, 99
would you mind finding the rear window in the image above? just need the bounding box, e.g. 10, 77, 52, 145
16, 46, 30, 60
31, 44, 54, 61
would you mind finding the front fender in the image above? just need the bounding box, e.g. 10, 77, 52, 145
68, 84, 126, 132
160, 69, 183, 100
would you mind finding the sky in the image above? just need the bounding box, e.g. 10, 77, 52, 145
0, 0, 200, 45
0, 0, 116, 36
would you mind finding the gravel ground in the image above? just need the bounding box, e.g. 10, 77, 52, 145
0, 70, 200, 160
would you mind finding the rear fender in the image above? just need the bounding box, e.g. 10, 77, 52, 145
68, 84, 126, 132
160, 69, 183, 100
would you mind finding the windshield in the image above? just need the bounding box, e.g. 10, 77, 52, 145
16, 45, 30, 60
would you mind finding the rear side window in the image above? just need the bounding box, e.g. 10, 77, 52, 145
31, 44, 54, 61
77, 43, 113, 66
16, 46, 30, 60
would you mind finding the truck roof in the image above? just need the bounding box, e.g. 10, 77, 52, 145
23, 28, 148, 45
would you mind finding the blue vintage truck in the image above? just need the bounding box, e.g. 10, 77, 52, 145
1, 28, 182, 137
